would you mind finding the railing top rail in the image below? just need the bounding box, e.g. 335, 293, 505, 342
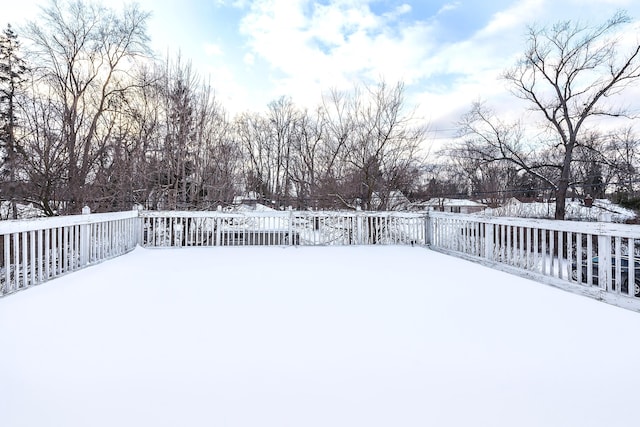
355, 211, 426, 218
0, 210, 139, 235
140, 210, 427, 219
140, 210, 291, 219
429, 211, 640, 238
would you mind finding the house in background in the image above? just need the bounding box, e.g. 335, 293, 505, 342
416, 198, 487, 214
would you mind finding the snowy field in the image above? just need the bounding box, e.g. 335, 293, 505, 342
2, 246, 640, 427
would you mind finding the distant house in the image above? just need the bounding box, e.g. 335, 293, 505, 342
417, 198, 487, 214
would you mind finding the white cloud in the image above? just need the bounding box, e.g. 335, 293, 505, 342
203, 43, 224, 56
384, 3, 412, 19
437, 2, 461, 15
237, 0, 439, 106
477, 0, 546, 37
214, 0, 251, 8
145, 0, 640, 125
566, 0, 631, 5
243, 52, 255, 66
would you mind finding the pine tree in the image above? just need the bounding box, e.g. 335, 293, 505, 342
0, 24, 27, 219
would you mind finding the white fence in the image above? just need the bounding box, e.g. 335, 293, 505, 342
0, 210, 139, 297
139, 210, 427, 247
0, 209, 426, 297
1, 208, 639, 310
428, 212, 640, 308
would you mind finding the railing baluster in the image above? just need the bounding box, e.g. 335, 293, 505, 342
30, 230, 36, 286
629, 238, 636, 296
3, 234, 10, 294
21, 231, 28, 289
614, 237, 622, 295
575, 233, 582, 284
13, 233, 20, 288
587, 234, 594, 286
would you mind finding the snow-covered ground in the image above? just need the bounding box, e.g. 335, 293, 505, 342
0, 201, 46, 220
2, 246, 640, 427
485, 198, 637, 222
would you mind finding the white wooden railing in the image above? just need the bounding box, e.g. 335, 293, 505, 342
428, 212, 640, 308
0, 209, 427, 297
139, 210, 427, 247
2, 208, 639, 310
0, 209, 139, 297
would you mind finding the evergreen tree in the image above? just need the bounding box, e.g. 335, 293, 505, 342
0, 24, 27, 219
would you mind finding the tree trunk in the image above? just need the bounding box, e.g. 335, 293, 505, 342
555, 183, 568, 220
555, 143, 574, 220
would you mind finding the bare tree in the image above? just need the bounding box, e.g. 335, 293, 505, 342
265, 96, 297, 205
23, 0, 150, 213
89, 68, 158, 211
288, 106, 326, 209
415, 162, 468, 202
235, 111, 276, 203
503, 10, 640, 219
318, 87, 356, 208
232, 81, 425, 211
190, 80, 238, 208
323, 81, 426, 210
451, 102, 559, 202
568, 131, 610, 199
236, 97, 303, 207
18, 82, 69, 216
607, 127, 639, 197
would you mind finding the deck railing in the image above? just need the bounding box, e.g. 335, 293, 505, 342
428, 212, 640, 308
0, 209, 139, 297
1, 208, 639, 311
139, 210, 427, 247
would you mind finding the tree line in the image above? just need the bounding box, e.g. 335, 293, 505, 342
1, 1, 639, 220
0, 0, 426, 217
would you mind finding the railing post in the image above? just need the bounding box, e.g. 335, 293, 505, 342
355, 209, 363, 245
80, 206, 91, 266
216, 206, 222, 246
484, 222, 494, 261
288, 207, 294, 246
425, 213, 432, 246
136, 206, 144, 247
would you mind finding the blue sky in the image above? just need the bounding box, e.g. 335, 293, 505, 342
5, 0, 640, 140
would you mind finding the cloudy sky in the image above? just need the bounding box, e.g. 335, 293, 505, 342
3, 0, 640, 140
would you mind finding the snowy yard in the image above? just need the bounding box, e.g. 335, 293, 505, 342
1, 246, 640, 427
